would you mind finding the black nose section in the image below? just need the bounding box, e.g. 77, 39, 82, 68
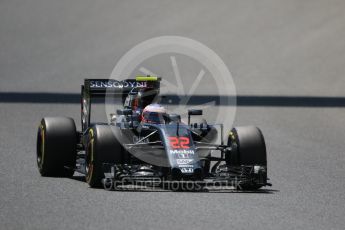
193, 168, 204, 180
171, 168, 182, 180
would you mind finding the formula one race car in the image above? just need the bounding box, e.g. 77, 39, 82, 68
36, 76, 271, 190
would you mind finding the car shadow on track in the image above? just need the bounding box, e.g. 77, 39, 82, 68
71, 175, 87, 183
108, 188, 279, 194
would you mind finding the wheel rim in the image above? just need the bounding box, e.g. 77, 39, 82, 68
37, 124, 45, 170
85, 133, 94, 183
85, 146, 92, 180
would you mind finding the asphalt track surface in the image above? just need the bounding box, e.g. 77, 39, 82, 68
1, 1, 345, 229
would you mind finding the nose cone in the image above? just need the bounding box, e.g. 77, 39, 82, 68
193, 168, 204, 180
171, 168, 182, 180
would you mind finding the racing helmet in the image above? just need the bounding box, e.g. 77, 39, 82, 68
141, 104, 167, 124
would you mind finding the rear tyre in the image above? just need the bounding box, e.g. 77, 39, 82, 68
37, 117, 77, 177
85, 125, 123, 188
226, 126, 267, 190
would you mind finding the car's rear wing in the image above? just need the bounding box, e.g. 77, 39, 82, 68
83, 77, 161, 98
81, 76, 161, 131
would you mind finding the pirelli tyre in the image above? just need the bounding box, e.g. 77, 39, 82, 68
37, 117, 77, 177
226, 126, 267, 189
85, 125, 123, 188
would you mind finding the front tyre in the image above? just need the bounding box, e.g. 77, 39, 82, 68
226, 126, 267, 190
85, 125, 123, 188
37, 117, 77, 177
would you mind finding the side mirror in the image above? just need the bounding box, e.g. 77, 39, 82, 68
117, 109, 132, 116
188, 109, 203, 125
188, 109, 203, 116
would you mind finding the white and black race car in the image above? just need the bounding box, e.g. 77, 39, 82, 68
36, 76, 271, 190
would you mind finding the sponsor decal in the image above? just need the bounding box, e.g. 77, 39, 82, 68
89, 80, 147, 89
175, 153, 194, 159
181, 168, 193, 173
179, 164, 194, 168
169, 149, 195, 155
169, 137, 190, 149
176, 159, 193, 165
